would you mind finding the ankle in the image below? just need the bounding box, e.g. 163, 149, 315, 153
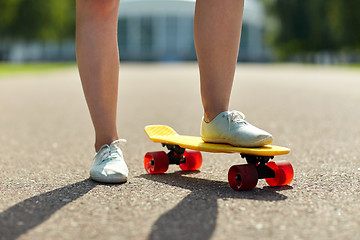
95, 136, 119, 152
204, 110, 227, 123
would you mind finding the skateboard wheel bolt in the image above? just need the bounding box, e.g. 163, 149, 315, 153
235, 174, 242, 182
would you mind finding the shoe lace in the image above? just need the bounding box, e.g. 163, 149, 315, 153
99, 139, 127, 162
227, 110, 247, 125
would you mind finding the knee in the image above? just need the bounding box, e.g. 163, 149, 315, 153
78, 0, 120, 17
91, 0, 119, 14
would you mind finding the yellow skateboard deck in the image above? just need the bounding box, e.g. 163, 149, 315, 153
145, 125, 290, 157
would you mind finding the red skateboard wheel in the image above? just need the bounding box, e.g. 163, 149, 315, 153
228, 164, 258, 190
144, 151, 169, 174
179, 150, 202, 171
265, 161, 294, 186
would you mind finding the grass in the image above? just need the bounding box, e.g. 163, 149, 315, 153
343, 63, 360, 68
0, 62, 76, 76
0, 62, 359, 78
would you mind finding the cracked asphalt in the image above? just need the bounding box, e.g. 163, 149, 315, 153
0, 64, 359, 240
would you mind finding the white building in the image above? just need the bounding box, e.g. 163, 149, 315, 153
118, 0, 269, 61
4, 0, 268, 62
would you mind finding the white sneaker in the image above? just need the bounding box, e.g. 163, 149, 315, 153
90, 139, 128, 183
201, 111, 273, 147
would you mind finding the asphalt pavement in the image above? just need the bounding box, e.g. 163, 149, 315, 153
0, 64, 359, 240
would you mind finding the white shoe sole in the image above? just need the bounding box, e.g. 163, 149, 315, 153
201, 136, 273, 148
90, 174, 128, 183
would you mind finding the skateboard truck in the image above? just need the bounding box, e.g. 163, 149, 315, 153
160, 145, 276, 179
162, 144, 186, 165
240, 154, 275, 179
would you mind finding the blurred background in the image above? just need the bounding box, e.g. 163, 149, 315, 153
0, 0, 359, 64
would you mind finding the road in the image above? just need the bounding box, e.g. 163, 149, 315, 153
0, 64, 359, 240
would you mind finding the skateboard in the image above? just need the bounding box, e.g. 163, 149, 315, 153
144, 125, 293, 191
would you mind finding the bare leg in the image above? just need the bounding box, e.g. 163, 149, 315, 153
194, 0, 244, 122
76, 0, 120, 151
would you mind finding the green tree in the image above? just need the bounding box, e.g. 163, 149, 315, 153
266, 0, 311, 58
328, 0, 360, 51
0, 0, 75, 41
265, 0, 360, 59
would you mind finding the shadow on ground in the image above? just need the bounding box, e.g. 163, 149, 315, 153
0, 179, 97, 240
140, 171, 291, 240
